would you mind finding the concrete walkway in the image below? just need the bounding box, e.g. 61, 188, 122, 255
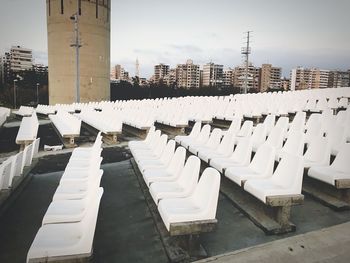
198, 222, 350, 263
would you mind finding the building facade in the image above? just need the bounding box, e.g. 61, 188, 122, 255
232, 64, 260, 91
175, 60, 200, 89
259, 64, 282, 92
46, 0, 111, 104
202, 63, 223, 87
223, 69, 233, 86
154, 63, 169, 84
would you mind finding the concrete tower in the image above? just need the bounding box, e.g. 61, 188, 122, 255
46, 0, 111, 104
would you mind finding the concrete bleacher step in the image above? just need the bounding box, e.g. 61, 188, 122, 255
220, 176, 296, 235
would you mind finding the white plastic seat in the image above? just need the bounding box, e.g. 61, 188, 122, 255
210, 138, 253, 174
265, 126, 284, 150
53, 170, 103, 201
225, 144, 276, 186
305, 113, 321, 131
276, 131, 305, 161
158, 167, 221, 231
197, 132, 235, 163
130, 130, 161, 155
137, 140, 176, 172
42, 187, 102, 225
221, 117, 241, 137
27, 188, 103, 262
181, 124, 211, 149
274, 117, 289, 138
175, 121, 201, 145
133, 134, 168, 163
287, 111, 306, 138
251, 123, 267, 151
129, 126, 156, 151
189, 128, 222, 155
143, 146, 186, 186
326, 124, 347, 155
303, 137, 330, 168
262, 114, 275, 135
308, 143, 350, 186
236, 120, 253, 139
305, 120, 323, 145
244, 153, 304, 203
149, 156, 201, 204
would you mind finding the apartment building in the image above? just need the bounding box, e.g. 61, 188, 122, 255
223, 69, 233, 86
259, 64, 282, 92
175, 60, 200, 89
154, 63, 170, 83
232, 64, 260, 91
202, 63, 223, 87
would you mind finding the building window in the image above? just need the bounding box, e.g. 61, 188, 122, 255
78, 0, 81, 15
96, 0, 98, 18
60, 0, 64, 14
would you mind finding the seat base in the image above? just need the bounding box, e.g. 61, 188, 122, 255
28, 250, 92, 263
303, 176, 350, 211
154, 121, 186, 136
221, 176, 301, 235
122, 123, 149, 139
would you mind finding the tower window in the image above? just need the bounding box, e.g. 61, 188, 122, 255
60, 0, 64, 14
78, 0, 81, 15
96, 0, 98, 18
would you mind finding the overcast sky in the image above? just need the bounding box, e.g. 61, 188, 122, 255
1, 0, 350, 78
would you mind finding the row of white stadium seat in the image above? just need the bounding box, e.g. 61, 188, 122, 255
15, 112, 39, 144
27, 133, 104, 262
49, 110, 81, 137
129, 127, 221, 231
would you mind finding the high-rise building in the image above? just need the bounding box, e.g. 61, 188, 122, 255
259, 64, 282, 92
223, 69, 233, 86
232, 64, 260, 91
154, 63, 169, 83
202, 63, 223, 87
329, 70, 350, 88
164, 68, 176, 86
111, 64, 126, 80
0, 46, 33, 84
46, 0, 111, 104
175, 60, 200, 89
290, 67, 339, 90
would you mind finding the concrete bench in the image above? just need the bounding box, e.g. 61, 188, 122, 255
16, 112, 39, 149
305, 143, 350, 210
49, 111, 81, 148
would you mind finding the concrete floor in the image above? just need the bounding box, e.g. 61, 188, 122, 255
0, 146, 350, 262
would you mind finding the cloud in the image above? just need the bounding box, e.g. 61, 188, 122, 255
33, 50, 48, 65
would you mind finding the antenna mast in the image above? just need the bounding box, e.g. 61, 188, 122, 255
241, 31, 252, 94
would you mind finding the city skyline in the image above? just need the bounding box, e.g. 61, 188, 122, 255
1, 0, 350, 78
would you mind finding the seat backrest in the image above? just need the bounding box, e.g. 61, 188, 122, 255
177, 156, 201, 189
217, 133, 235, 155
153, 134, 168, 156
205, 128, 222, 148
191, 167, 220, 218
275, 117, 289, 134
195, 124, 211, 144
32, 138, 41, 158
264, 114, 276, 134
306, 113, 322, 130
149, 130, 161, 149
14, 151, 24, 176
252, 123, 267, 146
326, 124, 347, 150
231, 138, 253, 165
227, 117, 241, 135
81, 187, 104, 230
167, 146, 186, 174
331, 143, 350, 173
189, 121, 202, 137
304, 137, 330, 164
283, 131, 305, 156
290, 111, 306, 132
250, 144, 275, 175
265, 126, 284, 149
272, 153, 304, 194
159, 140, 176, 164
237, 120, 253, 137
24, 143, 34, 166
0, 159, 13, 190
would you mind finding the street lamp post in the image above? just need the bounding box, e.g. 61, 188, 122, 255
13, 79, 18, 109
36, 83, 40, 105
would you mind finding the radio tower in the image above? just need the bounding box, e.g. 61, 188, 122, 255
241, 31, 252, 94
135, 58, 140, 78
